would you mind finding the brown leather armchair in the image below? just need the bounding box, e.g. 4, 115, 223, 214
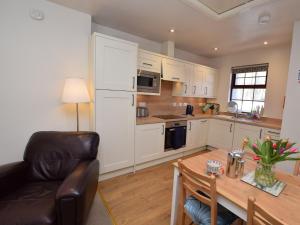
0, 131, 100, 225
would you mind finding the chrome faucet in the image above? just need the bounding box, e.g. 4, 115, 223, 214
228, 101, 239, 118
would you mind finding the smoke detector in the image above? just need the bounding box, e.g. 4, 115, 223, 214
30, 9, 45, 21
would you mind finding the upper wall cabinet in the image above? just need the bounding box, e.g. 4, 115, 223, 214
162, 58, 187, 82
138, 50, 162, 74
172, 63, 194, 97
172, 63, 218, 98
201, 67, 217, 98
93, 33, 138, 91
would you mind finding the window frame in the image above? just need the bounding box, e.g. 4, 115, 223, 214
230, 64, 269, 113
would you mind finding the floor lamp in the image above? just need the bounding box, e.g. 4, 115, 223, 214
62, 78, 90, 131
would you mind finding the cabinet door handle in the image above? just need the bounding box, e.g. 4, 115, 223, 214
132, 94, 135, 107
162, 125, 165, 135
230, 124, 233, 133
143, 62, 153, 67
132, 77, 135, 90
201, 120, 207, 123
184, 84, 187, 94
172, 77, 180, 80
259, 129, 263, 139
267, 131, 280, 135
189, 121, 192, 131
193, 86, 196, 94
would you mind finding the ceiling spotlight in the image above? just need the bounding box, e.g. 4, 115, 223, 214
264, 41, 268, 45
214, 47, 218, 51
258, 13, 271, 25
170, 29, 175, 33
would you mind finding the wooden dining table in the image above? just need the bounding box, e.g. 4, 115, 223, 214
170, 149, 300, 225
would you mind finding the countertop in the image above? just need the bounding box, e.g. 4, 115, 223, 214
136, 114, 282, 130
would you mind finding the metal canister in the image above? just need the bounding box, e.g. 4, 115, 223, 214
236, 160, 245, 178
226, 152, 241, 178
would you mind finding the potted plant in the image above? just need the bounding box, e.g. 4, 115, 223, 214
244, 137, 299, 187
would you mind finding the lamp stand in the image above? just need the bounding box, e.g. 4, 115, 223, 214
76, 103, 79, 132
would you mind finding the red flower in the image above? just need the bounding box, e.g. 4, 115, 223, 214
273, 143, 277, 149
253, 155, 260, 161
252, 143, 258, 149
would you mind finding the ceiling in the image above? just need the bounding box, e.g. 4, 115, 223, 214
49, 0, 300, 57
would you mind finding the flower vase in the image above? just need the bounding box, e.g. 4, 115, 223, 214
254, 161, 276, 187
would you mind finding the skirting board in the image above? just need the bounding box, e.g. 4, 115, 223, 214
99, 146, 208, 181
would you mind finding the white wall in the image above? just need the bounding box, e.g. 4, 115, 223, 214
279, 21, 300, 173
211, 44, 291, 119
0, 0, 91, 164
92, 23, 213, 66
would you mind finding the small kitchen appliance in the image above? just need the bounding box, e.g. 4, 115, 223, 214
137, 70, 160, 94
185, 105, 194, 115
136, 107, 149, 117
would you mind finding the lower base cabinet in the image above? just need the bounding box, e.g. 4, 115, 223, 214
135, 123, 165, 164
232, 123, 262, 149
186, 119, 208, 150
208, 119, 234, 149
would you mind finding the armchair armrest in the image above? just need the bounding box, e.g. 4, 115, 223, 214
56, 160, 99, 225
0, 161, 28, 196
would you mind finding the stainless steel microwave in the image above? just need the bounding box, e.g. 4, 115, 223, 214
137, 70, 160, 94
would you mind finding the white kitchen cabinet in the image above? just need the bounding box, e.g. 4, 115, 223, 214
172, 63, 194, 97
232, 123, 263, 149
208, 119, 234, 150
93, 33, 138, 91
95, 90, 136, 174
162, 58, 187, 82
186, 119, 209, 150
193, 65, 205, 97
201, 67, 217, 98
135, 123, 165, 164
138, 50, 161, 73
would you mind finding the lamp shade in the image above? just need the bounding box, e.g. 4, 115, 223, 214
62, 78, 90, 103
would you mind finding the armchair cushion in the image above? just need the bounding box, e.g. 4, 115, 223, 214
24, 131, 99, 181
0, 181, 61, 225
0, 161, 28, 197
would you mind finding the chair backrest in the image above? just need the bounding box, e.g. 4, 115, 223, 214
178, 159, 217, 225
24, 131, 100, 181
247, 196, 283, 225
293, 161, 300, 176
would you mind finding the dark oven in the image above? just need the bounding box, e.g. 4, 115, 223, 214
165, 121, 187, 151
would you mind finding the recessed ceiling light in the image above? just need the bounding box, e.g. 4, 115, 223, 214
264, 41, 268, 45
214, 47, 218, 51
170, 29, 175, 33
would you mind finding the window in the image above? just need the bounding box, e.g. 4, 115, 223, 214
230, 64, 268, 113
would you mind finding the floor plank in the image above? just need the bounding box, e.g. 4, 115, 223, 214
98, 151, 206, 225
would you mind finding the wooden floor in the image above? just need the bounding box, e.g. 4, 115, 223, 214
98, 153, 204, 225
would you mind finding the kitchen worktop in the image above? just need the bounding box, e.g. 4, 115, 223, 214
136, 114, 282, 130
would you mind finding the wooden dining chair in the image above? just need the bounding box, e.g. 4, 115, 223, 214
293, 161, 300, 176
178, 159, 238, 225
247, 197, 283, 225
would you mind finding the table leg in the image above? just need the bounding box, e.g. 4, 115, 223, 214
170, 167, 180, 225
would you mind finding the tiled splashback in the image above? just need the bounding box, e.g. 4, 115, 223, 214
137, 81, 207, 115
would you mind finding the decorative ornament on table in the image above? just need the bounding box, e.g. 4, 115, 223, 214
244, 136, 300, 187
